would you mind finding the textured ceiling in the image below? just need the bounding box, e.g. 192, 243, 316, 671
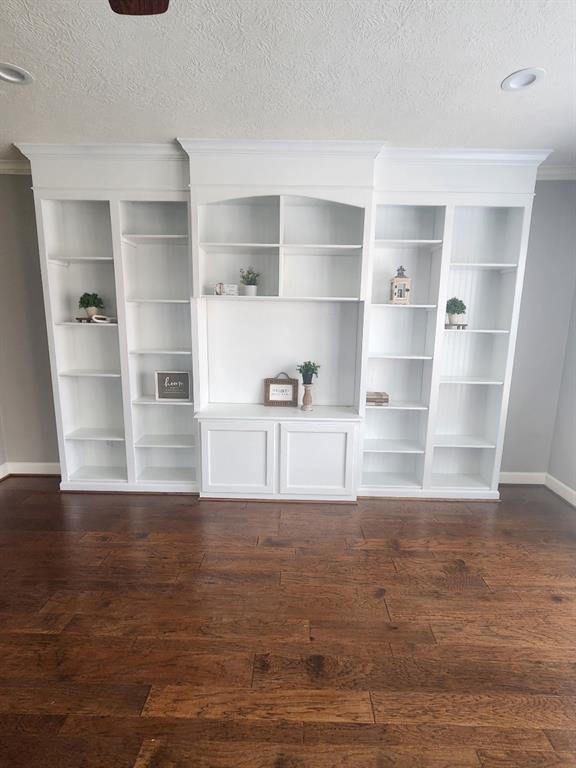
1, 0, 575, 171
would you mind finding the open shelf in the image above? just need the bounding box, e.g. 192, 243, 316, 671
431, 473, 491, 490
133, 396, 194, 406
42, 200, 113, 261
121, 202, 188, 237
451, 207, 523, 265
135, 434, 194, 448
138, 466, 196, 484
126, 301, 192, 353
434, 435, 496, 449
372, 246, 442, 306
69, 466, 127, 483
451, 263, 518, 271
362, 452, 424, 488
431, 446, 494, 490
136, 445, 196, 484
375, 206, 445, 241
364, 439, 424, 454
375, 239, 442, 249
60, 369, 120, 378
197, 403, 360, 421
130, 349, 191, 356
283, 196, 364, 246
49, 259, 118, 325
372, 304, 436, 309
369, 305, 436, 358
362, 471, 422, 489
441, 376, 504, 385
122, 234, 188, 246
65, 428, 125, 441
366, 401, 428, 411
369, 355, 433, 360
441, 332, 508, 383
366, 357, 432, 406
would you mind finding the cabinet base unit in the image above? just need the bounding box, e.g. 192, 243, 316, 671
19, 141, 548, 498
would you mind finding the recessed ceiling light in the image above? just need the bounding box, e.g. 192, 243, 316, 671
501, 67, 546, 91
0, 62, 34, 85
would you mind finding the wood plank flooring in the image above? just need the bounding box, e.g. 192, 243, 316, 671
0, 477, 575, 767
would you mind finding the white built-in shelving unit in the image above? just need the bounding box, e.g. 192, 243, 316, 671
20, 141, 547, 499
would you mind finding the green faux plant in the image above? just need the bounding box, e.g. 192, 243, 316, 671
78, 292, 104, 310
446, 297, 466, 315
297, 361, 320, 384
239, 267, 260, 286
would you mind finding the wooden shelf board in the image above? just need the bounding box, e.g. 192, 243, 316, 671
364, 439, 424, 454
127, 298, 189, 304
361, 471, 422, 489
202, 295, 360, 302
196, 404, 361, 422
434, 434, 496, 449
130, 349, 191, 356
440, 376, 504, 386
69, 465, 127, 482
135, 434, 195, 448
372, 303, 436, 309
65, 428, 125, 442
133, 396, 194, 406
48, 256, 113, 263
122, 234, 188, 246
451, 262, 518, 270
374, 239, 442, 249
369, 354, 433, 361
60, 369, 120, 378
444, 328, 509, 334
366, 401, 428, 411
55, 322, 118, 328
138, 467, 196, 483
432, 473, 491, 490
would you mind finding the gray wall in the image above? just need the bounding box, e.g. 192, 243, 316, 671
548, 280, 576, 489
0, 174, 573, 481
502, 181, 576, 475
0, 175, 58, 464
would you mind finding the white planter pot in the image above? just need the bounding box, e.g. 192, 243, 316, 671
447, 313, 466, 326
85, 306, 99, 318
242, 285, 257, 297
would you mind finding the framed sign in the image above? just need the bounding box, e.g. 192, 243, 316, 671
155, 371, 191, 401
264, 372, 298, 407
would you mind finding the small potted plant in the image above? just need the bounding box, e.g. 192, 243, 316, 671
297, 361, 320, 411
446, 297, 467, 327
240, 267, 260, 297
79, 292, 104, 319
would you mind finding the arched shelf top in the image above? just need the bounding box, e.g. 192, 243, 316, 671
199, 194, 365, 248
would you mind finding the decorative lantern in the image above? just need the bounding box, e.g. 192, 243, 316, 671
390, 265, 411, 305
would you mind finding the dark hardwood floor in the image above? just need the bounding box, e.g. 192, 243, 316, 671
0, 476, 575, 767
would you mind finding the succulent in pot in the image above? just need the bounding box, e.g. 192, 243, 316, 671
239, 267, 260, 297
446, 297, 467, 326
79, 292, 104, 319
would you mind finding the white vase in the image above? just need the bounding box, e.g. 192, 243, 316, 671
242, 285, 257, 297
448, 313, 466, 326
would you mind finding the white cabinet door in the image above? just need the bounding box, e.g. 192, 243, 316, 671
279, 422, 356, 496
200, 419, 276, 494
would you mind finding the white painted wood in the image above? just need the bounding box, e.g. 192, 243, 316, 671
279, 421, 356, 496
201, 419, 275, 494
19, 142, 547, 498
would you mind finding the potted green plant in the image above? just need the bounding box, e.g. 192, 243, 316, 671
446, 297, 467, 327
79, 292, 104, 319
297, 361, 320, 385
240, 267, 260, 297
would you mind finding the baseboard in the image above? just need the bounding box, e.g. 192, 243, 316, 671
499, 472, 547, 485
0, 462, 60, 478
546, 473, 576, 507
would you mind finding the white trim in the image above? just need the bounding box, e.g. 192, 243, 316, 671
15, 143, 186, 160
0, 160, 31, 175
178, 139, 384, 158
377, 148, 551, 167
499, 471, 547, 484
546, 473, 576, 507
537, 165, 576, 181
1, 462, 60, 476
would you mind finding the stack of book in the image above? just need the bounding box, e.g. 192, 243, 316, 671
366, 391, 389, 406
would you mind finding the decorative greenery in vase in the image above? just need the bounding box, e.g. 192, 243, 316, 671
446, 297, 467, 325
239, 266, 261, 296
297, 361, 320, 385
79, 292, 104, 318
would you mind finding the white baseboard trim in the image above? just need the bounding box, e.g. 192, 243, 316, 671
0, 462, 60, 478
545, 473, 576, 507
499, 471, 547, 485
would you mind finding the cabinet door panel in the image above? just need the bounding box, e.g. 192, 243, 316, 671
280, 422, 356, 496
201, 420, 275, 494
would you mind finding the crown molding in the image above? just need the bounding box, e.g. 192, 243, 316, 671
536, 164, 576, 181
0, 160, 31, 175
377, 148, 552, 167
178, 139, 385, 159
15, 143, 186, 161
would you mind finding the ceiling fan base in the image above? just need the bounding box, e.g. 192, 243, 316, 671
109, 0, 169, 14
